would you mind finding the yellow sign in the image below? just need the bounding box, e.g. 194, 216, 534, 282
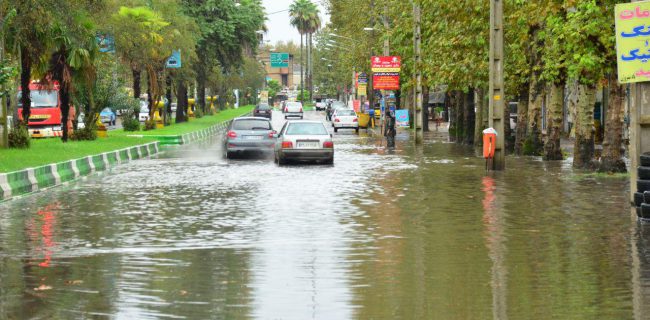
615, 2, 650, 83
371, 67, 401, 72
260, 90, 269, 103
494, 95, 501, 101
358, 84, 367, 97
29, 114, 50, 120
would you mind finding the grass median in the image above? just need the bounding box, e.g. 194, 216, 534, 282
0, 105, 254, 173
112, 105, 254, 137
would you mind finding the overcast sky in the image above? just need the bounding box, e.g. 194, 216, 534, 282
261, 0, 329, 45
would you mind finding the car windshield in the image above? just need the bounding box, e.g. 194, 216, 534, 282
101, 108, 112, 113
286, 123, 328, 135
287, 102, 301, 107
337, 110, 356, 116
17, 90, 58, 108
233, 119, 271, 130
257, 104, 271, 110
332, 102, 346, 109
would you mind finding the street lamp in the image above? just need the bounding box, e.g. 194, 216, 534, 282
328, 33, 355, 41
363, 27, 374, 31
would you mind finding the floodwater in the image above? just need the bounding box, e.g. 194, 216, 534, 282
0, 111, 646, 319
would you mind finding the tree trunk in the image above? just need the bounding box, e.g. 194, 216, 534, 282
19, 49, 31, 125
308, 33, 313, 102
300, 34, 304, 100
422, 84, 429, 132
132, 67, 141, 99
176, 81, 187, 123
525, 78, 544, 155
598, 78, 626, 173
514, 87, 529, 155
474, 88, 485, 147
543, 83, 564, 160
197, 68, 206, 113
573, 83, 596, 169
463, 90, 475, 145
165, 75, 172, 125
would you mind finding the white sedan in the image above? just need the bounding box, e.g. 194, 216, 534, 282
274, 120, 334, 165
332, 109, 359, 133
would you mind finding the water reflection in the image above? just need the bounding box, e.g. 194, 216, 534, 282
482, 176, 508, 320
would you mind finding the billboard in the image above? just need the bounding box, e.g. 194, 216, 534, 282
395, 109, 410, 127
615, 3, 650, 83
371, 56, 401, 72
270, 53, 290, 68
373, 72, 400, 90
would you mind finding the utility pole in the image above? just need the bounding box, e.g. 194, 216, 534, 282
0, 12, 8, 149
413, 1, 423, 144
488, 0, 505, 170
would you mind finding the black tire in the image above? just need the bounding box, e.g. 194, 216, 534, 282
284, 116, 287, 120
355, 128, 359, 134
277, 156, 287, 165
637, 206, 643, 218
642, 153, 650, 166
334, 127, 338, 133
636, 192, 646, 206
639, 166, 650, 180
324, 157, 333, 165
639, 179, 650, 193
641, 203, 650, 219
226, 152, 233, 159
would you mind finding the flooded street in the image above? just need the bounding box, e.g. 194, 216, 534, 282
0, 110, 646, 319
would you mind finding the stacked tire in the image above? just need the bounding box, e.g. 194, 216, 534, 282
636, 153, 650, 219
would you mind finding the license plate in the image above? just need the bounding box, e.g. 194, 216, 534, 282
53, 126, 62, 131
244, 135, 263, 140
297, 141, 319, 149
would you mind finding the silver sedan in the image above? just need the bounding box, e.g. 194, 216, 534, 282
274, 120, 334, 165
224, 117, 276, 158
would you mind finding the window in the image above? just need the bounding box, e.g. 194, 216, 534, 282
17, 90, 58, 108
233, 119, 271, 130
281, 74, 288, 86
286, 123, 328, 135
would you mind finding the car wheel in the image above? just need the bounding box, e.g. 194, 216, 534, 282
300, 116, 303, 120
355, 128, 359, 133
324, 157, 333, 165
334, 127, 338, 132
278, 156, 287, 165
226, 152, 233, 159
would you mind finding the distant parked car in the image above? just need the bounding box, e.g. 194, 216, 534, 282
253, 103, 272, 119
274, 120, 334, 165
99, 107, 116, 126
332, 109, 359, 133
284, 101, 303, 119
224, 117, 276, 158
315, 101, 326, 111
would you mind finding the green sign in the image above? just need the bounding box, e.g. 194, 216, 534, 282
616, 3, 650, 83
270, 53, 289, 68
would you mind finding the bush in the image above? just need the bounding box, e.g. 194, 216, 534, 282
122, 107, 141, 132
144, 119, 156, 131
194, 108, 204, 119
70, 126, 97, 141
8, 123, 30, 149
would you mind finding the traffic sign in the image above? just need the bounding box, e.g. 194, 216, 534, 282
270, 53, 289, 68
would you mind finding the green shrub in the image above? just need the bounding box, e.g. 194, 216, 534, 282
122, 107, 141, 132
194, 108, 204, 119
144, 119, 156, 131
70, 126, 97, 141
8, 123, 30, 149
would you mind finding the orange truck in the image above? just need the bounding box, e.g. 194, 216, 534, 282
17, 81, 74, 138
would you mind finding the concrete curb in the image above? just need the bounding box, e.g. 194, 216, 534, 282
0, 141, 160, 202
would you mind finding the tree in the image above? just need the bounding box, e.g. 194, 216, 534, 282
290, 0, 313, 99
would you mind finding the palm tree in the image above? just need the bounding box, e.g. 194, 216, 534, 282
289, 0, 311, 100
304, 3, 321, 102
